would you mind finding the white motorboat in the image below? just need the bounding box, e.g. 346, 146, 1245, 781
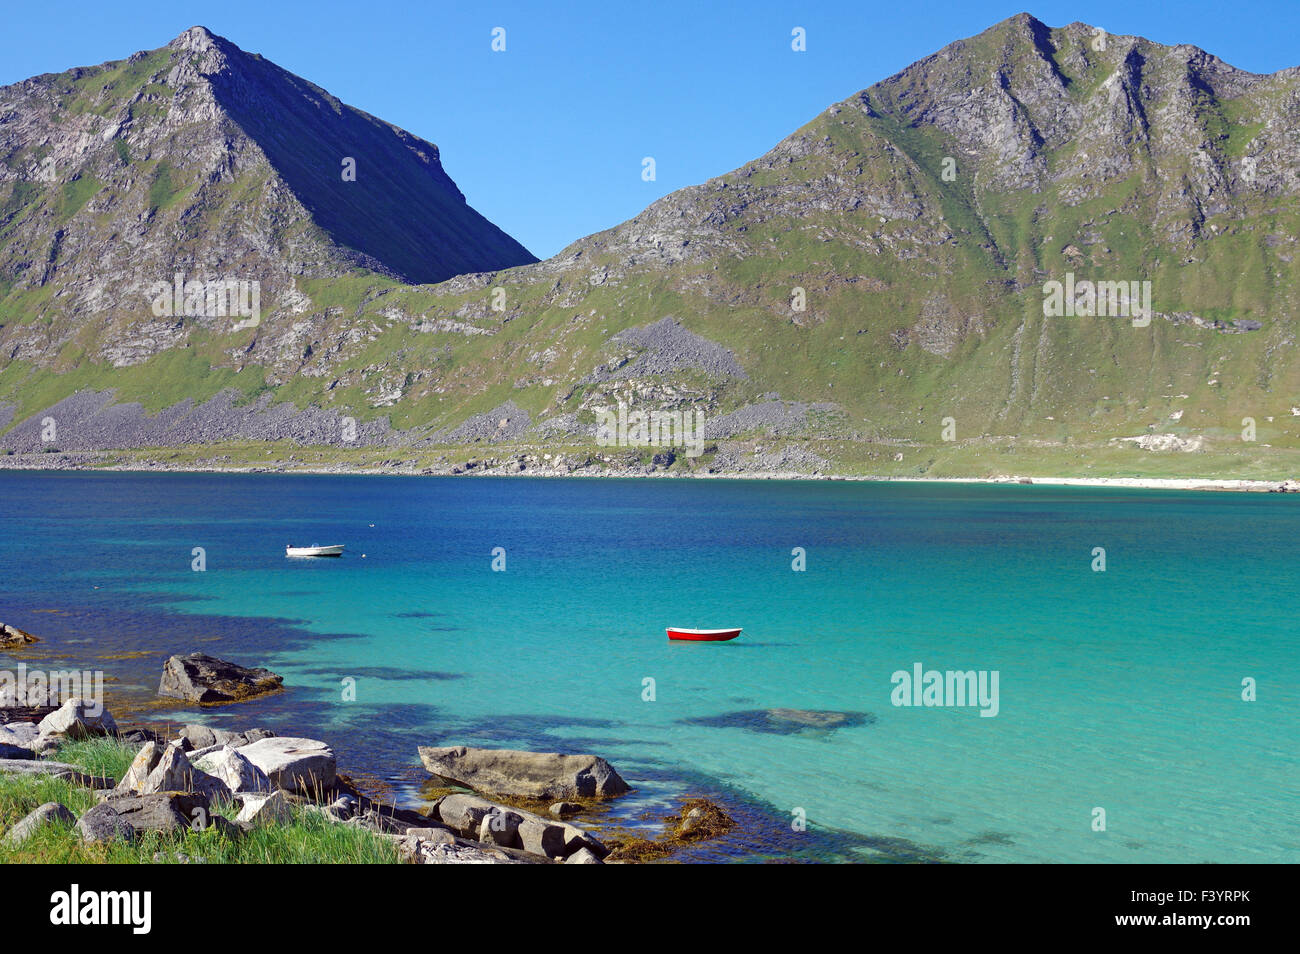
285, 544, 344, 557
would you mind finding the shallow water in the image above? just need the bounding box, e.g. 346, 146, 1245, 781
1, 471, 1296, 862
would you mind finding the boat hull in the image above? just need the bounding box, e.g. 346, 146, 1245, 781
667, 627, 742, 642
286, 545, 345, 557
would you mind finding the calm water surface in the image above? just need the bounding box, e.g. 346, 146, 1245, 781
1, 472, 1296, 862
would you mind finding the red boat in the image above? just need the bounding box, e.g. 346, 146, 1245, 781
667, 627, 742, 642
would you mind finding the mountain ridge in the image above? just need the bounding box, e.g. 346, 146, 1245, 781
2, 14, 1298, 480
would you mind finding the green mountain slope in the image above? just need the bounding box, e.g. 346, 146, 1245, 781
2, 15, 1298, 480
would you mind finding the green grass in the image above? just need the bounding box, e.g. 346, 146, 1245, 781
0, 738, 404, 864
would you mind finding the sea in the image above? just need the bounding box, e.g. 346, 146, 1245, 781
1, 471, 1296, 863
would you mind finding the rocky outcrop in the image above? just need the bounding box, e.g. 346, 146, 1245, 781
0, 622, 38, 648
417, 746, 631, 800
157, 653, 283, 704
430, 792, 608, 861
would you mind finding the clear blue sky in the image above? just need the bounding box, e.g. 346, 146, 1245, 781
5, 1, 1297, 259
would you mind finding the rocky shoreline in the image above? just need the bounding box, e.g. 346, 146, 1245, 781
1, 451, 1298, 493
0, 649, 733, 864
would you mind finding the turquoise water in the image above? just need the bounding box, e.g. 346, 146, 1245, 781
1, 472, 1297, 862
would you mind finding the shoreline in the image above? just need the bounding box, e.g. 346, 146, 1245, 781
1, 455, 1297, 493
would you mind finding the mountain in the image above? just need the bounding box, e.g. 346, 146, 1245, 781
2, 15, 1299, 480
0, 25, 534, 360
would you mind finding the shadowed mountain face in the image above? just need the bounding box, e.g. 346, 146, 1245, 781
192, 29, 536, 283
0, 26, 534, 345
2, 15, 1299, 479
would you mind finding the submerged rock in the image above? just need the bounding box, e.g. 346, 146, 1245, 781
417, 745, 630, 800
681, 708, 874, 735
158, 653, 283, 705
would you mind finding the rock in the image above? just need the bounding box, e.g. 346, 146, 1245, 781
179, 724, 277, 749
36, 697, 118, 740
0, 758, 114, 788
77, 803, 135, 843
549, 801, 582, 818
403, 839, 533, 864
328, 794, 358, 820
564, 847, 603, 864
400, 826, 457, 846
0, 742, 34, 759
766, 708, 856, 729
114, 741, 230, 801
4, 802, 76, 845
234, 790, 293, 827
0, 622, 38, 648
152, 851, 207, 864
433, 793, 607, 861
157, 653, 283, 704
102, 792, 211, 834
478, 808, 524, 849
238, 737, 335, 794
0, 722, 39, 748
346, 809, 411, 835
417, 746, 630, 800
670, 798, 734, 842
191, 745, 271, 794
117, 727, 165, 746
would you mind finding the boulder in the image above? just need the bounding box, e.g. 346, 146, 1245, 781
103, 792, 211, 834
0, 722, 39, 748
0, 622, 38, 648
0, 742, 34, 760
117, 727, 165, 747
238, 737, 335, 794
179, 724, 276, 750
478, 808, 524, 849
157, 654, 283, 704
36, 697, 118, 740
403, 839, 531, 864
4, 802, 76, 845
433, 793, 607, 861
549, 802, 582, 819
114, 741, 230, 801
191, 746, 271, 794
417, 746, 630, 800
564, 847, 603, 864
0, 758, 115, 788
234, 791, 293, 827
77, 803, 135, 843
